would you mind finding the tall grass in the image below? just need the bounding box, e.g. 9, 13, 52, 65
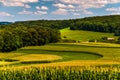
0, 65, 120, 80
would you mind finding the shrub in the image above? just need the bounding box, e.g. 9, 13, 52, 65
60, 39, 76, 43
101, 37, 108, 40
89, 39, 95, 42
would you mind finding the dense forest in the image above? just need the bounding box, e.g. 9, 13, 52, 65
0, 26, 60, 52
14, 20, 71, 29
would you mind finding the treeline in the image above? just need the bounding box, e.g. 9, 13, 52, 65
0, 22, 12, 25
14, 20, 72, 29
1, 15, 120, 35
0, 26, 60, 52
12, 15, 120, 36
70, 15, 120, 36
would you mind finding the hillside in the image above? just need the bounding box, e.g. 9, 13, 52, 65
70, 15, 120, 36
1, 15, 120, 34
0, 15, 120, 51
60, 27, 118, 42
8, 15, 120, 36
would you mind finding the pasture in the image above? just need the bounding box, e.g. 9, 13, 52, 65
60, 27, 118, 41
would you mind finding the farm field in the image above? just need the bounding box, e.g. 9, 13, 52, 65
1, 65, 120, 80
0, 42, 120, 67
60, 27, 118, 41
0, 42, 120, 79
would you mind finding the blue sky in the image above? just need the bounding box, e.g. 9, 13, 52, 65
0, 0, 120, 22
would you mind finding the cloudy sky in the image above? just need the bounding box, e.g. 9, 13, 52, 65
0, 0, 120, 22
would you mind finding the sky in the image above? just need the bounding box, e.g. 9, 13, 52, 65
0, 0, 120, 22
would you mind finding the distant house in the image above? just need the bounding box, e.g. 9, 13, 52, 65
107, 38, 115, 41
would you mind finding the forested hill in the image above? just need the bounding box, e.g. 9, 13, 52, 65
0, 22, 12, 25
70, 15, 120, 36
0, 15, 120, 36
14, 20, 71, 29
15, 15, 120, 35
1, 15, 120, 30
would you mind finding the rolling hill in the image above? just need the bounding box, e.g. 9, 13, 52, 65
60, 27, 118, 42
0, 15, 120, 80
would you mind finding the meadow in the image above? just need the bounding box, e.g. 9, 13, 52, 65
60, 27, 118, 41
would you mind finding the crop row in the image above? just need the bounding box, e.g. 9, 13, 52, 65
0, 65, 120, 80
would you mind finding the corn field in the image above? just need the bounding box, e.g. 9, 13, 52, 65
0, 65, 120, 80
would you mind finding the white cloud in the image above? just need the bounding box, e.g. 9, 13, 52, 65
42, 0, 53, 1
41, 6, 49, 10
53, 3, 75, 9
36, 6, 41, 10
107, 0, 120, 3
59, 0, 120, 4
18, 9, 33, 14
83, 10, 93, 14
59, 0, 120, 9
106, 7, 120, 12
0, 0, 38, 7
52, 2, 93, 15
52, 8, 68, 15
53, 3, 67, 8
0, 12, 14, 17
24, 5, 31, 8
34, 11, 47, 15
18, 9, 48, 15
68, 5, 75, 9
36, 6, 48, 10
111, 12, 120, 15
73, 13, 80, 16
55, 0, 118, 15
106, 7, 120, 15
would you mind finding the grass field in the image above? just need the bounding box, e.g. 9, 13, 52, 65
60, 27, 118, 41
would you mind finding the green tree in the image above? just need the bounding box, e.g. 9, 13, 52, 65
0, 30, 21, 52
